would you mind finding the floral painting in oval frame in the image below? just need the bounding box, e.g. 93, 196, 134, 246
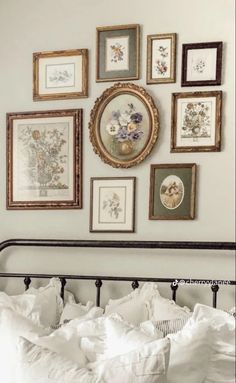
89, 83, 160, 168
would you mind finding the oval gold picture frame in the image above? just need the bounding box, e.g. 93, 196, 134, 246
89, 83, 160, 168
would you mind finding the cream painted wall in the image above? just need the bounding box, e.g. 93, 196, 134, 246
0, 0, 235, 308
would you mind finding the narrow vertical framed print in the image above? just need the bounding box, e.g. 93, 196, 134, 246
171, 91, 222, 152
90, 177, 136, 232
147, 33, 176, 84
149, 164, 197, 220
33, 49, 88, 100
7, 109, 82, 209
96, 24, 140, 82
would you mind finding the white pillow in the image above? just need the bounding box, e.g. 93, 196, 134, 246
148, 289, 191, 321
192, 304, 235, 383
0, 306, 51, 383
167, 317, 212, 383
60, 301, 103, 324
16, 337, 98, 383
105, 282, 160, 325
0, 278, 63, 327
102, 313, 162, 360
89, 337, 170, 383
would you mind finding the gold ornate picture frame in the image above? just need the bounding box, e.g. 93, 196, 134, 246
147, 33, 176, 84
7, 109, 82, 209
33, 49, 88, 101
89, 83, 160, 168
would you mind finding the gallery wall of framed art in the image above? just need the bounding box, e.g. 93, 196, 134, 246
0, 0, 235, 248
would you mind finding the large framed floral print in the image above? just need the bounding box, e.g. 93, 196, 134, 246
89, 83, 160, 168
90, 177, 136, 232
149, 164, 197, 220
181, 42, 223, 86
7, 109, 82, 209
33, 49, 88, 100
147, 33, 176, 84
171, 91, 222, 152
96, 24, 140, 82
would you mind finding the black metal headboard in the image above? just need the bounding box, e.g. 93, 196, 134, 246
0, 239, 235, 308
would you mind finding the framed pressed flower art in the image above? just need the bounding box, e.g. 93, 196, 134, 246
181, 41, 223, 86
171, 91, 222, 152
149, 164, 197, 220
147, 33, 176, 84
96, 24, 140, 82
7, 109, 82, 209
90, 177, 136, 232
89, 83, 160, 168
33, 49, 88, 100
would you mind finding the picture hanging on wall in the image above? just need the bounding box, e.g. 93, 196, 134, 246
147, 33, 176, 84
96, 24, 140, 82
89, 82, 160, 168
171, 91, 222, 152
7, 109, 82, 209
33, 49, 88, 100
181, 41, 223, 86
90, 177, 136, 232
149, 163, 197, 220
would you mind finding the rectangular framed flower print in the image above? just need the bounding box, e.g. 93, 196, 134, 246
7, 109, 82, 209
33, 49, 88, 100
147, 33, 176, 84
171, 91, 222, 152
90, 177, 136, 232
149, 164, 197, 220
96, 24, 140, 82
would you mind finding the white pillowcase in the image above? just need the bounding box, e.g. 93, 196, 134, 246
90, 337, 170, 383
167, 303, 236, 383
60, 301, 103, 324
16, 337, 98, 383
148, 289, 191, 321
0, 278, 63, 327
102, 313, 163, 360
105, 282, 160, 325
0, 306, 51, 383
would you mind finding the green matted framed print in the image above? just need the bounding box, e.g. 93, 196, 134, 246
149, 163, 197, 220
96, 24, 140, 82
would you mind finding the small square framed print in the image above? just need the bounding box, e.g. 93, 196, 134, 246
149, 164, 197, 220
33, 49, 88, 100
181, 42, 223, 86
90, 177, 136, 232
7, 109, 82, 209
171, 91, 222, 152
147, 33, 176, 84
96, 24, 140, 82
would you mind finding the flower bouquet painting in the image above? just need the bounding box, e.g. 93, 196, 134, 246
105, 103, 143, 156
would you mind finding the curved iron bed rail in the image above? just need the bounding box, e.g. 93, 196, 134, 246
0, 239, 235, 308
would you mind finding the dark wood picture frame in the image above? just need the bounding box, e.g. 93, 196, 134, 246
7, 109, 83, 209
181, 41, 223, 86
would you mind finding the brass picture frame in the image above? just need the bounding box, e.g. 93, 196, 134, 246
171, 91, 222, 153
147, 33, 176, 84
96, 24, 140, 82
90, 177, 136, 233
7, 109, 82, 209
89, 82, 160, 168
149, 163, 197, 220
33, 49, 88, 101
